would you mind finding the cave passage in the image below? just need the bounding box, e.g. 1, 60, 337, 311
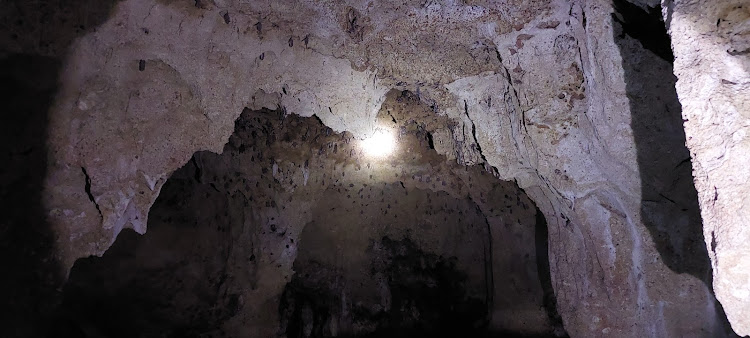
56, 92, 566, 337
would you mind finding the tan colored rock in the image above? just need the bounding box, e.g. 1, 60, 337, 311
43, 0, 388, 270
28, 0, 735, 335
664, 0, 750, 335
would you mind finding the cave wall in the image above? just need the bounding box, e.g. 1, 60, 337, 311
662, 0, 750, 335
58, 105, 562, 337
0, 0, 741, 336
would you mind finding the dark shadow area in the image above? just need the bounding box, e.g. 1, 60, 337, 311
0, 1, 129, 336
612, 0, 735, 335
612, 0, 674, 63
613, 0, 708, 287
281, 236, 487, 338
534, 208, 567, 338
0, 55, 60, 338
283, 229, 567, 338
56, 107, 562, 337
54, 173, 239, 338
0, 0, 122, 56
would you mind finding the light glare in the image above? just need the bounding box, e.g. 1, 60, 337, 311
361, 129, 395, 158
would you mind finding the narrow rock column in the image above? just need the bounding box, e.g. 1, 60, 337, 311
664, 0, 750, 335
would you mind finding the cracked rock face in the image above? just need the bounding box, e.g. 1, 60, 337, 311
663, 0, 750, 335
0, 0, 744, 336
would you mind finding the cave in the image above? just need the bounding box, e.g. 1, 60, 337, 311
54, 94, 566, 337
2, 0, 749, 337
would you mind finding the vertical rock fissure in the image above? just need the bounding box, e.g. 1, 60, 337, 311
535, 205, 568, 337
612, 0, 674, 63
463, 99, 489, 165
81, 166, 103, 220
473, 202, 495, 321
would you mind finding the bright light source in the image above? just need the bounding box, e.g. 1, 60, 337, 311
361, 128, 396, 158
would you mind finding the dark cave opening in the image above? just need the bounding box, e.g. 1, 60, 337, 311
56, 93, 565, 337
280, 235, 488, 338
278, 181, 494, 338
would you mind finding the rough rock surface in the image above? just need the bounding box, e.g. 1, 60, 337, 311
57, 106, 564, 337
663, 0, 750, 335
0, 0, 741, 336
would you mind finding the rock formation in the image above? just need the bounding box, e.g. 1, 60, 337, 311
57, 104, 566, 336
663, 0, 750, 335
0, 0, 746, 336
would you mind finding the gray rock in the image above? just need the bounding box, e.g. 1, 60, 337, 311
5, 0, 737, 336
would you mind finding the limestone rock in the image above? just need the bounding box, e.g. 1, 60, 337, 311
58, 107, 563, 337
664, 0, 750, 335
0, 0, 735, 336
